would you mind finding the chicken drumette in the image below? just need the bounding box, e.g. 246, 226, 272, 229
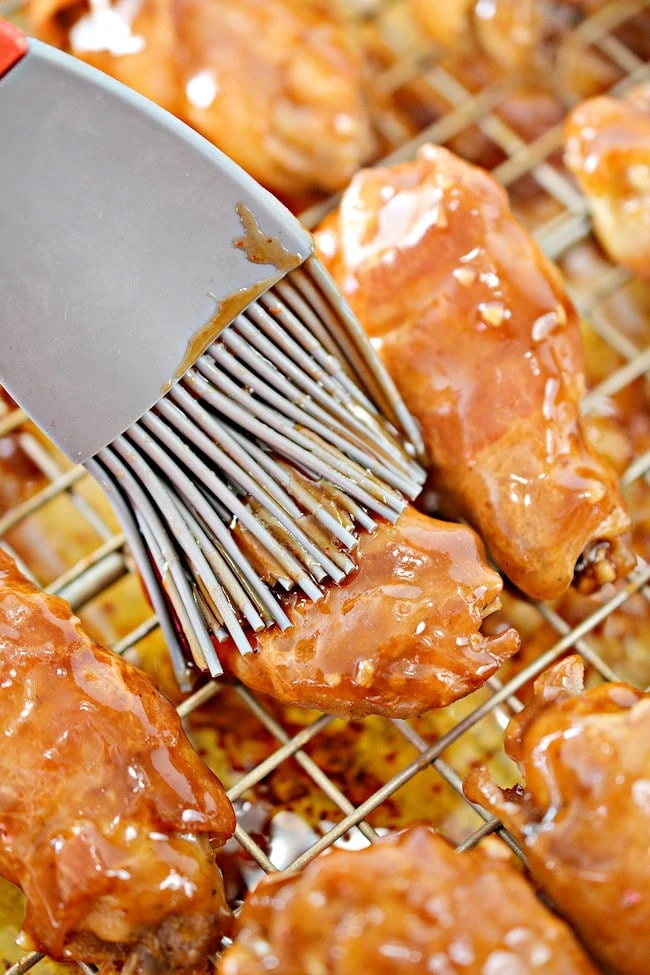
27, 0, 375, 204
217, 827, 597, 974
565, 82, 650, 281
0, 551, 235, 973
466, 655, 650, 975
316, 143, 633, 600
221, 506, 519, 718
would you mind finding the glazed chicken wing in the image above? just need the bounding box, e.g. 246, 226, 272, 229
411, 0, 541, 67
409, 0, 475, 51
217, 827, 597, 974
27, 0, 375, 202
315, 143, 633, 600
220, 506, 519, 719
565, 83, 650, 281
472, 0, 542, 71
0, 551, 236, 973
465, 655, 650, 975
174, 0, 375, 200
411, 1, 611, 83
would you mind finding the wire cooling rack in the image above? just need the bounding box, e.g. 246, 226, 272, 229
1, 1, 650, 971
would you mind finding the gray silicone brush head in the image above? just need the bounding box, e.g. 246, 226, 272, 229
0, 33, 426, 683
0, 39, 312, 462
87, 255, 427, 681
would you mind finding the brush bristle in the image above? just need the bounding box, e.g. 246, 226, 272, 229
91, 257, 426, 680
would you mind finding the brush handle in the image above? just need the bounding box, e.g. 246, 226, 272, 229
0, 20, 27, 77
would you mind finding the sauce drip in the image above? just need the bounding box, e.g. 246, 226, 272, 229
163, 203, 303, 392
234, 202, 304, 272
165, 278, 272, 392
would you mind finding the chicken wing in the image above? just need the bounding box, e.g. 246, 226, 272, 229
411, 0, 541, 68
411, 1, 611, 83
315, 143, 633, 600
217, 827, 598, 974
472, 0, 542, 72
465, 655, 650, 975
409, 0, 475, 51
26, 0, 374, 203
565, 83, 650, 281
220, 506, 519, 718
0, 550, 235, 973
176, 0, 375, 200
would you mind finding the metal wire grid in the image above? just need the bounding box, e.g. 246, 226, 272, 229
1, 0, 650, 971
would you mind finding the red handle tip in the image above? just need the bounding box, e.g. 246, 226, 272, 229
0, 19, 27, 78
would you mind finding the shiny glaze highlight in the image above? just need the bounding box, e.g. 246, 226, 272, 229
565, 83, 650, 282
316, 143, 633, 599
217, 827, 597, 974
466, 655, 650, 975
0, 551, 234, 972
221, 507, 519, 718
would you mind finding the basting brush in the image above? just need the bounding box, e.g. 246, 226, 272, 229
0, 21, 426, 685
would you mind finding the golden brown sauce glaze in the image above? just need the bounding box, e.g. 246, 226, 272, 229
167, 278, 272, 392
565, 82, 650, 282
164, 201, 306, 391
217, 827, 597, 975
220, 507, 519, 718
0, 551, 235, 973
27, 0, 374, 200
483, 303, 650, 692
466, 655, 650, 975
315, 143, 633, 600
233, 203, 305, 272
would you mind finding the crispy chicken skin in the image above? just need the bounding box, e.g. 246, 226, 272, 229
217, 827, 598, 975
316, 143, 633, 600
27, 0, 374, 201
465, 655, 650, 975
221, 507, 519, 718
565, 83, 650, 281
0, 551, 235, 973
